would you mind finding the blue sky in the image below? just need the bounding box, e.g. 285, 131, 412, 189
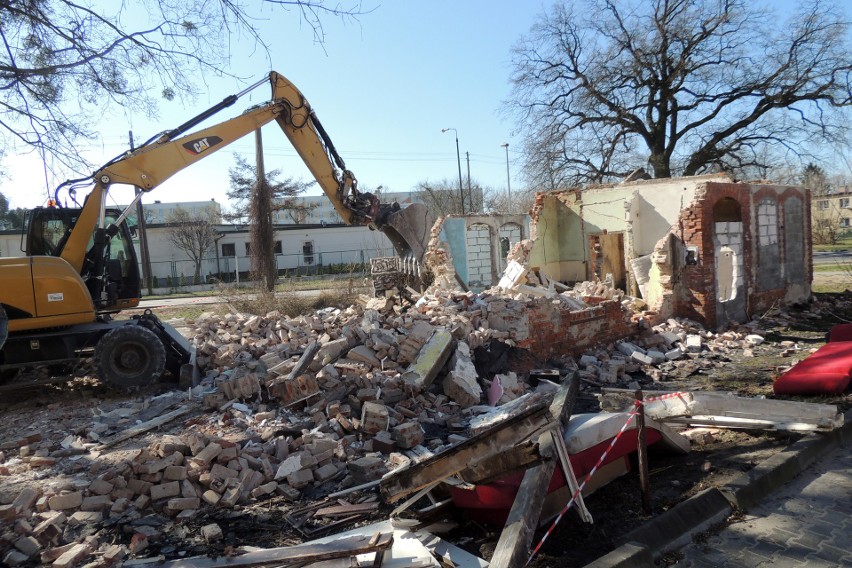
3, 1, 547, 210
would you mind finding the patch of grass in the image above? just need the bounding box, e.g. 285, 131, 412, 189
813, 236, 852, 252
274, 274, 370, 293
812, 281, 851, 294
812, 263, 848, 272
223, 284, 361, 318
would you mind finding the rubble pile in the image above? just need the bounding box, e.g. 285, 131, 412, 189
569, 318, 776, 386
0, 280, 824, 566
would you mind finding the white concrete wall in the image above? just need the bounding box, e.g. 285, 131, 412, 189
466, 223, 492, 289
143, 223, 396, 281
631, 174, 729, 255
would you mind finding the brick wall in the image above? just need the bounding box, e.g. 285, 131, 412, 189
487, 298, 635, 359
670, 182, 810, 328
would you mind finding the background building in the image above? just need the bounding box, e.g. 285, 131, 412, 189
273, 190, 421, 224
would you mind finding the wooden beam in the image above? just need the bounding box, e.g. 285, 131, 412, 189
96, 406, 190, 450
381, 400, 552, 503
489, 374, 579, 568
460, 440, 542, 485
159, 532, 392, 567
270, 340, 320, 382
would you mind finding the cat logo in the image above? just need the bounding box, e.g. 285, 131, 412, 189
183, 136, 223, 155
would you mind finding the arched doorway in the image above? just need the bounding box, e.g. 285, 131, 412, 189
713, 197, 746, 327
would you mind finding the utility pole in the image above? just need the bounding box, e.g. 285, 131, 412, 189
501, 143, 512, 212
129, 131, 153, 295
441, 128, 465, 214
465, 151, 473, 212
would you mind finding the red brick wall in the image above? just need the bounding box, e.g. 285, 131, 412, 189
671, 182, 811, 328
488, 299, 635, 359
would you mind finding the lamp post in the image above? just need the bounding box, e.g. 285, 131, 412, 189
442, 128, 465, 214
501, 143, 511, 212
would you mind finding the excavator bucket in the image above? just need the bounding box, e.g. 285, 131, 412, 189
378, 203, 434, 264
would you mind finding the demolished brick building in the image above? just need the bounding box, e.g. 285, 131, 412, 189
527, 173, 812, 330
426, 174, 813, 360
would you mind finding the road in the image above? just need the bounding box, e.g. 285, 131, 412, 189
812, 250, 852, 265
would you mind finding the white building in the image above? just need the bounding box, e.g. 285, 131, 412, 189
274, 190, 421, 225
142, 222, 395, 283
0, 198, 398, 285
127, 199, 222, 224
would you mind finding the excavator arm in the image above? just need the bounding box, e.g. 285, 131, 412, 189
57, 71, 430, 277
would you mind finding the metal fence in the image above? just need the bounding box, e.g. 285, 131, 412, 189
146, 247, 397, 287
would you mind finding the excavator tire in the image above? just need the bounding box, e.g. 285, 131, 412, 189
94, 324, 166, 389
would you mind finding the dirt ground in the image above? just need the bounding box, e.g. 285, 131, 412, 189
1, 291, 851, 567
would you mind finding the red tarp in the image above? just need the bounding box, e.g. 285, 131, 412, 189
773, 338, 852, 395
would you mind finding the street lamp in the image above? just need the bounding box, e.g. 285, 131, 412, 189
501, 143, 512, 212
441, 128, 465, 214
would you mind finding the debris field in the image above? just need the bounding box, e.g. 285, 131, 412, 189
0, 279, 849, 567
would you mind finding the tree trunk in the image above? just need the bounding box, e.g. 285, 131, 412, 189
250, 130, 277, 292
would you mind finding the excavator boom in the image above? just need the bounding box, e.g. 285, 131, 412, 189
57, 71, 430, 278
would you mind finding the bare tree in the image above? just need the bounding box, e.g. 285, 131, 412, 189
165, 207, 219, 283
0, 1, 371, 174
249, 131, 276, 291
226, 155, 316, 224
482, 186, 537, 215
413, 179, 485, 217
508, 0, 852, 188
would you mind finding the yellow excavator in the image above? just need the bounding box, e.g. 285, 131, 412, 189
0, 71, 431, 388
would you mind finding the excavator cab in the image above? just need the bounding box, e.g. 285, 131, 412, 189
26, 206, 142, 312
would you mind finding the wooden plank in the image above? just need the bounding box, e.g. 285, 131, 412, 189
381, 400, 553, 503
459, 440, 541, 485
270, 340, 320, 381
489, 375, 579, 568
96, 406, 190, 450
160, 532, 393, 567
316, 502, 379, 517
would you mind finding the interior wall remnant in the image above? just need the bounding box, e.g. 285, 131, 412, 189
589, 232, 626, 290
756, 198, 781, 291
427, 214, 530, 292
672, 183, 810, 328
466, 223, 492, 290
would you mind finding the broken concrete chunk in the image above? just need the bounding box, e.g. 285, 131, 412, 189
392, 422, 425, 450
442, 341, 482, 407
745, 334, 765, 345
48, 491, 83, 511
201, 523, 223, 542
347, 345, 382, 368
275, 452, 317, 480
361, 402, 390, 435
686, 334, 702, 352
402, 329, 455, 389
348, 456, 388, 483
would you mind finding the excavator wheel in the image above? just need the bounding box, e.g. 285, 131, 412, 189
93, 325, 166, 389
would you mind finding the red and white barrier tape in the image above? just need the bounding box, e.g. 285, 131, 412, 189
525, 392, 687, 566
